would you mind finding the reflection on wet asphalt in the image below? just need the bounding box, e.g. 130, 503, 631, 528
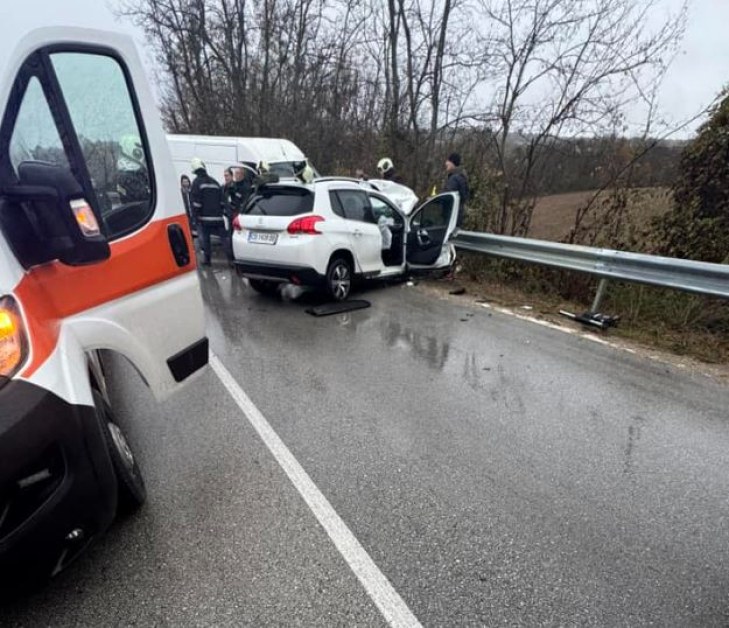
4, 264, 729, 627
197, 268, 729, 626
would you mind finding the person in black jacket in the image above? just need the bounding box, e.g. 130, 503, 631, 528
190, 157, 232, 266
222, 167, 234, 213
229, 166, 253, 216
180, 174, 195, 234
442, 152, 469, 228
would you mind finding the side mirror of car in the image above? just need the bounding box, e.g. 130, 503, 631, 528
0, 161, 110, 268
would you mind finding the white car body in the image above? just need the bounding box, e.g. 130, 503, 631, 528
232, 179, 459, 299
167, 134, 316, 183
316, 177, 420, 215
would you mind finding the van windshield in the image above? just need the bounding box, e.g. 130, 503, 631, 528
268, 162, 297, 178
246, 187, 314, 217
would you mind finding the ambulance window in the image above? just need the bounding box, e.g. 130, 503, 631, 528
50, 52, 153, 240
9, 78, 70, 172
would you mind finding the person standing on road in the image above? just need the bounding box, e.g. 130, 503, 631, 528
180, 174, 195, 234
190, 157, 232, 267
377, 157, 404, 184
442, 152, 469, 229
293, 160, 315, 184
222, 166, 235, 225
222, 167, 234, 204
230, 166, 253, 217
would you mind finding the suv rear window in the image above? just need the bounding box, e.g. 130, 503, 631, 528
246, 187, 314, 217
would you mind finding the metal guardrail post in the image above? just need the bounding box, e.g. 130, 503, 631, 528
590, 279, 609, 313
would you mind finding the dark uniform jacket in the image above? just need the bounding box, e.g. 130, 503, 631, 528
443, 167, 469, 228
190, 171, 224, 223
229, 178, 253, 215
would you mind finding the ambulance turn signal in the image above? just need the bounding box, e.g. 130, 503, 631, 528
70, 198, 101, 237
0, 296, 28, 382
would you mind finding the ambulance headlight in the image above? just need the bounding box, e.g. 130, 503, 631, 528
0, 296, 28, 385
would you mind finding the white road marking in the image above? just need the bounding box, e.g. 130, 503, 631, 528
210, 353, 422, 628
480, 301, 634, 350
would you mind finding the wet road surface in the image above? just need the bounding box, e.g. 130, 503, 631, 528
4, 265, 729, 626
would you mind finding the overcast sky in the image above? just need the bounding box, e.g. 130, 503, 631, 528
650, 0, 729, 134
36, 0, 729, 139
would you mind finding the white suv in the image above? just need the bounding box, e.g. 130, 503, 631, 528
232, 179, 460, 300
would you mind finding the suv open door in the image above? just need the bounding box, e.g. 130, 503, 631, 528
406, 192, 459, 270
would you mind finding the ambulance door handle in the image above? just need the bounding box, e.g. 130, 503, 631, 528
167, 223, 191, 267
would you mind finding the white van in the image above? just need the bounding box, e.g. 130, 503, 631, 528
0, 8, 207, 589
167, 134, 316, 183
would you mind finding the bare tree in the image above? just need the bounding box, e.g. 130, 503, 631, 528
118, 0, 687, 202
474, 0, 687, 236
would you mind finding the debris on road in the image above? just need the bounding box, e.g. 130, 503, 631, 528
449, 287, 467, 295
306, 300, 371, 317
560, 309, 620, 330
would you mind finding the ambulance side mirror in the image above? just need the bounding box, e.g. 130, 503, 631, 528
0, 161, 110, 268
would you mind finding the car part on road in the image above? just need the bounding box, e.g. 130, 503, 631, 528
326, 257, 352, 301
305, 300, 371, 317
560, 309, 621, 330
95, 391, 146, 514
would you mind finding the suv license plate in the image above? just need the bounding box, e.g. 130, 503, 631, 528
248, 231, 278, 245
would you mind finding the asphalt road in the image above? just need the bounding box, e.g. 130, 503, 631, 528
4, 264, 729, 626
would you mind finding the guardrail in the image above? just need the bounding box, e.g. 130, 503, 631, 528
451, 231, 729, 302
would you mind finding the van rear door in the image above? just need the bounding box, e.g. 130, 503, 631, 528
0, 31, 207, 400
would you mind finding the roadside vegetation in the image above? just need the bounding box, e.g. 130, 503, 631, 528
458, 93, 729, 365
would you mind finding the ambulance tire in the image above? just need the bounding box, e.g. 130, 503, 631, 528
94, 391, 147, 515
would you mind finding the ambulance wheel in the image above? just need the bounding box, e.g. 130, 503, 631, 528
94, 391, 147, 515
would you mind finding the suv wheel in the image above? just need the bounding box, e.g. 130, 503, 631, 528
326, 257, 352, 301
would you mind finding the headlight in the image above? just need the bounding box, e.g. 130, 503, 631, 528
0, 296, 28, 384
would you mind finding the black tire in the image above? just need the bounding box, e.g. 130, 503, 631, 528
326, 256, 352, 301
248, 278, 280, 296
94, 391, 146, 515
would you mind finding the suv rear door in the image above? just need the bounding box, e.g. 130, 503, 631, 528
329, 188, 382, 275
406, 192, 460, 270
0, 38, 207, 397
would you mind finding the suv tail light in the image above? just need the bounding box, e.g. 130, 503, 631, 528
0, 296, 28, 384
287, 215, 325, 235
232, 215, 242, 232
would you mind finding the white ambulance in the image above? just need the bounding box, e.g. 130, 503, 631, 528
0, 8, 207, 589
